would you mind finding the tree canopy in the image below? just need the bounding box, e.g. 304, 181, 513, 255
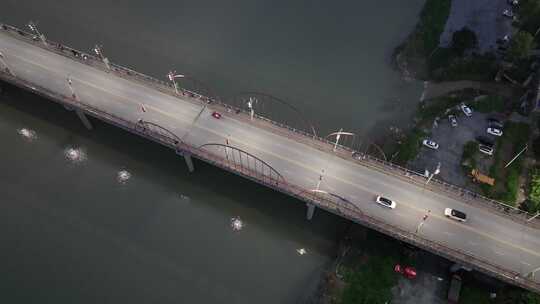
508, 31, 536, 61
451, 27, 478, 56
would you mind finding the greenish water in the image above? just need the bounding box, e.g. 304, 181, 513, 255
0, 0, 424, 302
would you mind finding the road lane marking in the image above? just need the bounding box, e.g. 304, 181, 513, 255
9, 39, 540, 262
521, 261, 532, 266
494, 250, 506, 256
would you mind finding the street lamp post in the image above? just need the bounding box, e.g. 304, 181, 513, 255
27, 21, 47, 46
528, 211, 540, 222
247, 97, 257, 120
66, 75, 77, 100
0, 51, 15, 77
333, 128, 343, 152
316, 169, 325, 191
524, 265, 540, 279
415, 209, 431, 234
167, 71, 185, 95
426, 162, 441, 185
93, 45, 111, 70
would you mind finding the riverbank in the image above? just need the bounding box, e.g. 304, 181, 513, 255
393, 0, 452, 80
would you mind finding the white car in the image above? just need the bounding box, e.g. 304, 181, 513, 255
486, 127, 503, 136
375, 195, 396, 209
460, 103, 473, 117
502, 9, 514, 18
478, 144, 493, 156
444, 208, 467, 222
422, 139, 439, 150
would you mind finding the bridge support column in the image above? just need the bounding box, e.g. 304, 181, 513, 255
75, 109, 93, 130
183, 153, 195, 173
306, 203, 316, 220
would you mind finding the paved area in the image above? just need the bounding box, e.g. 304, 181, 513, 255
2, 29, 540, 289
411, 109, 493, 188
439, 0, 514, 53
392, 251, 451, 304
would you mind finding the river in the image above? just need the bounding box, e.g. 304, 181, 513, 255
0, 0, 424, 303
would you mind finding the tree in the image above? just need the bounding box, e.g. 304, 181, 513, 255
451, 27, 478, 56
529, 169, 540, 212
508, 31, 536, 61
534, 136, 540, 159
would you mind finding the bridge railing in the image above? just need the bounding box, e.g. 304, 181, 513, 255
2, 68, 540, 293
0, 22, 537, 225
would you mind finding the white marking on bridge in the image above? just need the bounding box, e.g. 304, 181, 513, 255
521, 261, 532, 267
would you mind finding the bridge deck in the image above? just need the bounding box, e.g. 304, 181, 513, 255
1, 24, 540, 292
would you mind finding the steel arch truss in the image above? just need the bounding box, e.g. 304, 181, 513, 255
136, 120, 182, 145
226, 92, 317, 137
301, 189, 362, 212
325, 131, 387, 161
198, 143, 285, 184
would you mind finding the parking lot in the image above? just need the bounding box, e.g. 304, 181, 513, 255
439, 0, 514, 53
410, 107, 496, 188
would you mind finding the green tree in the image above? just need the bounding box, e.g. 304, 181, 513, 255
530, 169, 540, 212
508, 31, 536, 61
534, 137, 540, 159
451, 27, 478, 56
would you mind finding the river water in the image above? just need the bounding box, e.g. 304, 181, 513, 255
0, 1, 424, 303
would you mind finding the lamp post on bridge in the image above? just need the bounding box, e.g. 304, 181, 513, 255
0, 51, 15, 77
315, 169, 325, 191
426, 162, 441, 185
247, 97, 257, 120
415, 209, 431, 234
524, 265, 540, 279
93, 45, 111, 71
167, 71, 185, 95
27, 21, 47, 46
66, 75, 77, 100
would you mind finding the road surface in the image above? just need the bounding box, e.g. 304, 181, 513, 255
1, 30, 539, 287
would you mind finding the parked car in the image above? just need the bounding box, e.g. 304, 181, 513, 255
445, 208, 467, 222
487, 118, 504, 129
448, 115, 458, 127
211, 111, 222, 119
422, 139, 439, 150
394, 264, 417, 279
487, 127, 503, 136
460, 103, 473, 117
476, 136, 494, 147
502, 9, 514, 18
507, 0, 519, 6
479, 144, 494, 156
375, 195, 396, 209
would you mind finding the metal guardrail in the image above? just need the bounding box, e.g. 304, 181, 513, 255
1, 23, 540, 292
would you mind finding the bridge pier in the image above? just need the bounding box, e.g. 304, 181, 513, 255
306, 203, 316, 220
75, 109, 93, 130
176, 149, 195, 173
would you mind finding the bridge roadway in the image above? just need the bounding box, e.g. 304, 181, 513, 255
1, 27, 540, 291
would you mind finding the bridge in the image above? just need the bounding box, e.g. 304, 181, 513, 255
1, 22, 540, 293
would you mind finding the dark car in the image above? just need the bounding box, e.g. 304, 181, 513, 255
487, 117, 503, 124
476, 136, 494, 147
488, 120, 504, 129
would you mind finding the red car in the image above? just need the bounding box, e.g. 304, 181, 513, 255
211, 111, 222, 119
394, 264, 417, 279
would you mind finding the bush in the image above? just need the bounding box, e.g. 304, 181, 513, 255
394, 128, 427, 165
462, 141, 478, 169
529, 169, 540, 212
533, 137, 540, 159
472, 95, 506, 113
431, 53, 498, 81
452, 27, 478, 56
508, 31, 536, 61
341, 255, 398, 304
